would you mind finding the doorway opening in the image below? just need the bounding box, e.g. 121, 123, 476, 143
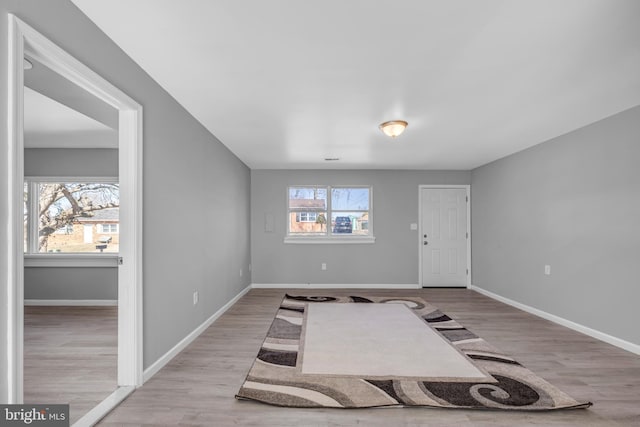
6, 15, 143, 425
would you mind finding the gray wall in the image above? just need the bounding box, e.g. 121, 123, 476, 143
471, 106, 640, 346
0, 0, 251, 393
24, 148, 119, 301
24, 148, 118, 177
24, 265, 117, 301
24, 268, 117, 300
251, 170, 470, 284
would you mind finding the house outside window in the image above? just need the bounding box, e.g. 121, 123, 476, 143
287, 186, 372, 241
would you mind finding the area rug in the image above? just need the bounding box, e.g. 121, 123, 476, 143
236, 294, 592, 411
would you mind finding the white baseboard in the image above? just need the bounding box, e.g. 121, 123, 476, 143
251, 283, 421, 289
142, 284, 252, 383
25, 299, 118, 306
72, 385, 134, 427
470, 285, 640, 355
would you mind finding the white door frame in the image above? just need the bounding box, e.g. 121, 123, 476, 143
418, 185, 471, 288
5, 15, 143, 402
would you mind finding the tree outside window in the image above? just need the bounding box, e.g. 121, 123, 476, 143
24, 180, 120, 253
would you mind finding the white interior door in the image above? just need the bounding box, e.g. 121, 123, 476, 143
420, 187, 468, 287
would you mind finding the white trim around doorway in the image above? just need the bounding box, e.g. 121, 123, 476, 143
5, 14, 144, 417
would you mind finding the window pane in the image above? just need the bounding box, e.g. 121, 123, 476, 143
38, 182, 119, 253
331, 212, 369, 236
289, 187, 327, 209
331, 188, 369, 210
290, 211, 327, 235
288, 187, 328, 235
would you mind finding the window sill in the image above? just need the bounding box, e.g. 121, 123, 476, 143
283, 236, 376, 245
24, 254, 119, 268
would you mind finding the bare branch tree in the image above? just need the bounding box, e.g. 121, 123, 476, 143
36, 182, 119, 251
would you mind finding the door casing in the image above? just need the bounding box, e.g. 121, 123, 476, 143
5, 14, 144, 403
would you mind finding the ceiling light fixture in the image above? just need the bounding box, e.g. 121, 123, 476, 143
379, 120, 408, 138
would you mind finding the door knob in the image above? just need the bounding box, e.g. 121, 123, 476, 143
423, 241, 428, 245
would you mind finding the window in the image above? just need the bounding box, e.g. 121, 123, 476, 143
99, 224, 119, 233
54, 224, 74, 234
296, 212, 318, 222
287, 186, 372, 242
23, 179, 119, 254
288, 187, 327, 236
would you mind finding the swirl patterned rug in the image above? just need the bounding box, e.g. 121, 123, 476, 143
236, 294, 592, 411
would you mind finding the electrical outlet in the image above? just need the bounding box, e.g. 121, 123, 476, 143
193, 291, 199, 305
544, 265, 551, 275
321, 263, 327, 271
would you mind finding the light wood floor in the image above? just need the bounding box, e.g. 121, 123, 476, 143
24, 305, 118, 424
99, 288, 640, 426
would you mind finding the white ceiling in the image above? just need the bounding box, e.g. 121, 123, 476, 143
24, 86, 117, 149
72, 0, 640, 169
23, 54, 118, 149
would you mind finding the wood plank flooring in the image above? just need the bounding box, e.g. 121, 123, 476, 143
99, 288, 640, 426
23, 305, 118, 424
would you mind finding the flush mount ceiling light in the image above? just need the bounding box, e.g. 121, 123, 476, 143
379, 120, 408, 138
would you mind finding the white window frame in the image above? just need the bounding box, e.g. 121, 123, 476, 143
23, 176, 120, 267
284, 185, 375, 244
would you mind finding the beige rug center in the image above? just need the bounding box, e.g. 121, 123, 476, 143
301, 303, 486, 379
